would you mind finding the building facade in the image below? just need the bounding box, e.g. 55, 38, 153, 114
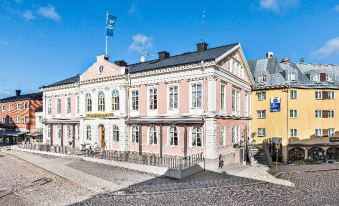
249, 54, 339, 161
42, 42, 253, 169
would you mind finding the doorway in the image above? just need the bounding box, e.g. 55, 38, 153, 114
98, 124, 106, 149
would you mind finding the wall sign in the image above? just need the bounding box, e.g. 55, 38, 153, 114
86, 113, 114, 118
270, 97, 281, 112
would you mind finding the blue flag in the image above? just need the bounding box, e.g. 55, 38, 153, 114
106, 13, 116, 37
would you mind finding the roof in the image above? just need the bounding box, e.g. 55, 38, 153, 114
41, 74, 80, 89
0, 92, 42, 103
249, 57, 339, 88
42, 43, 240, 89
128, 43, 240, 73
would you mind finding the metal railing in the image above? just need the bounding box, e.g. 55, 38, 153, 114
18, 142, 204, 170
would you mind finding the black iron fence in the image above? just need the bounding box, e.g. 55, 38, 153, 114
18, 142, 204, 170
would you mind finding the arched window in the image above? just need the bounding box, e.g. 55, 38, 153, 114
86, 125, 92, 140
149, 126, 157, 144
56, 98, 61, 114
169, 126, 178, 146
131, 126, 139, 143
112, 125, 119, 142
85, 94, 92, 112
112, 90, 119, 111
98, 92, 105, 111
220, 125, 225, 146
192, 127, 202, 147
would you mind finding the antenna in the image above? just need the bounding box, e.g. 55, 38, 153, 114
200, 8, 206, 42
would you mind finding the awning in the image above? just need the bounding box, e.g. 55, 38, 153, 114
25, 131, 43, 137
2, 131, 28, 137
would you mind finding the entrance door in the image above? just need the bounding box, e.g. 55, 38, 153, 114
98, 125, 105, 149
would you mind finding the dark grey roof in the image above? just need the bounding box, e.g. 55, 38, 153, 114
128, 43, 240, 73
41, 74, 80, 89
0, 92, 42, 103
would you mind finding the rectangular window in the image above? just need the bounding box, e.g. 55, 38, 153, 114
66, 97, 71, 114
2, 117, 6, 123
168, 85, 178, 110
326, 75, 333, 82
57, 125, 62, 139
9, 117, 13, 123
245, 93, 249, 115
24, 116, 28, 124
257, 110, 266, 119
220, 126, 225, 146
329, 128, 335, 137
257, 91, 266, 101
290, 90, 297, 99
9, 104, 13, 111
315, 91, 322, 100
315, 129, 322, 137
132, 90, 139, 111
258, 128, 266, 137
57, 99, 61, 114
315, 110, 322, 118
149, 88, 158, 110
232, 125, 240, 144
24, 102, 28, 109
290, 129, 297, 137
220, 84, 225, 110
47, 125, 51, 138
17, 103, 21, 110
328, 91, 335, 99
77, 96, 80, 114
328, 110, 335, 118
191, 84, 202, 108
16, 117, 20, 124
290, 110, 297, 118
192, 127, 202, 147
47, 99, 52, 115
232, 89, 240, 115
1, 105, 5, 111
67, 125, 71, 139
290, 72, 296, 81
131, 126, 139, 143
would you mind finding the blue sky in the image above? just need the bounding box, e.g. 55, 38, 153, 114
0, 0, 339, 98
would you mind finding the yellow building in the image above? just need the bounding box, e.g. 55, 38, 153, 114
249, 56, 339, 162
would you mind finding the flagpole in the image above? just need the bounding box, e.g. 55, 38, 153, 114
105, 11, 108, 56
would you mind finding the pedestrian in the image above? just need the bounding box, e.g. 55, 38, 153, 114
219, 154, 224, 169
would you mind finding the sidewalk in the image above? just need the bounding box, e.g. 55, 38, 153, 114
4, 149, 133, 193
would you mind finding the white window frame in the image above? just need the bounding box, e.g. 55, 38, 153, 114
85, 94, 92, 112
17, 103, 21, 110
190, 83, 203, 109
148, 126, 158, 145
328, 91, 335, 100
290, 90, 297, 99
232, 125, 240, 144
66, 97, 71, 114
315, 110, 322, 118
47, 99, 52, 115
232, 88, 240, 116
67, 125, 72, 139
1, 105, 5, 111
86, 125, 92, 140
2, 117, 6, 123
257, 91, 266, 101
56, 98, 61, 114
47, 125, 51, 138
290, 110, 297, 118
315, 129, 322, 137
9, 117, 13, 123
9, 104, 13, 111
168, 85, 179, 111
131, 90, 139, 111
112, 125, 119, 142
328, 110, 335, 118
98, 92, 105, 112
168, 126, 178, 146
315, 91, 322, 100
57, 125, 62, 139
257, 110, 266, 119
220, 125, 226, 147
329, 128, 335, 137
16, 116, 20, 124
290, 129, 297, 137
191, 127, 202, 147
148, 87, 158, 111
131, 125, 139, 143
220, 84, 226, 111
24, 102, 28, 110
112, 90, 120, 111
23, 116, 28, 124
76, 96, 80, 114
258, 128, 266, 137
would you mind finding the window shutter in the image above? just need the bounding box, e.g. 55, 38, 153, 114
323, 110, 328, 118
323, 129, 329, 137
322, 91, 328, 99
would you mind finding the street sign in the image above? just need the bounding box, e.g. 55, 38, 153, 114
270, 97, 281, 112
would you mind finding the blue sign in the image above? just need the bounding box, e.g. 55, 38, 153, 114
106, 14, 116, 37
270, 97, 281, 112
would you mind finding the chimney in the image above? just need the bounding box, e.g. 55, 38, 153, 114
196, 42, 208, 52
96, 55, 109, 62
158, 51, 170, 60
114, 60, 127, 67
281, 57, 290, 63
15, 90, 21, 96
300, 58, 305, 64
266, 52, 274, 58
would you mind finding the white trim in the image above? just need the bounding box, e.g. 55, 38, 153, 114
167, 83, 179, 114
189, 80, 204, 114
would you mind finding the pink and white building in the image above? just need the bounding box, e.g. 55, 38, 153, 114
41, 42, 253, 169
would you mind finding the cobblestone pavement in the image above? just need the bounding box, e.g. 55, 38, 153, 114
0, 150, 94, 206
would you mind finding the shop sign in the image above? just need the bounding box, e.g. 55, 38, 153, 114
86, 113, 114, 118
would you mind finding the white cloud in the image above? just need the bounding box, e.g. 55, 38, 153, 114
22, 10, 35, 21
0, 89, 12, 98
311, 37, 339, 59
335, 4, 339, 12
37, 5, 60, 21
129, 34, 153, 54
260, 0, 299, 13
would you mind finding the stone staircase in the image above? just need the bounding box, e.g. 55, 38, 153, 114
248, 145, 270, 166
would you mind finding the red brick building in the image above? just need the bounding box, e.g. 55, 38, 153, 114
0, 90, 43, 134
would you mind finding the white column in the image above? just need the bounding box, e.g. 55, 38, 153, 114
207, 77, 216, 113
205, 117, 218, 159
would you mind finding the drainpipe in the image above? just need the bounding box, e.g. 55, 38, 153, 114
201, 61, 208, 158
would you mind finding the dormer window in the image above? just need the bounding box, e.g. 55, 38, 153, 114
313, 74, 320, 82
257, 75, 266, 83
290, 72, 296, 81
326, 75, 333, 82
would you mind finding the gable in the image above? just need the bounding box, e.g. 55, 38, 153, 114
80, 55, 126, 81
216, 45, 254, 85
